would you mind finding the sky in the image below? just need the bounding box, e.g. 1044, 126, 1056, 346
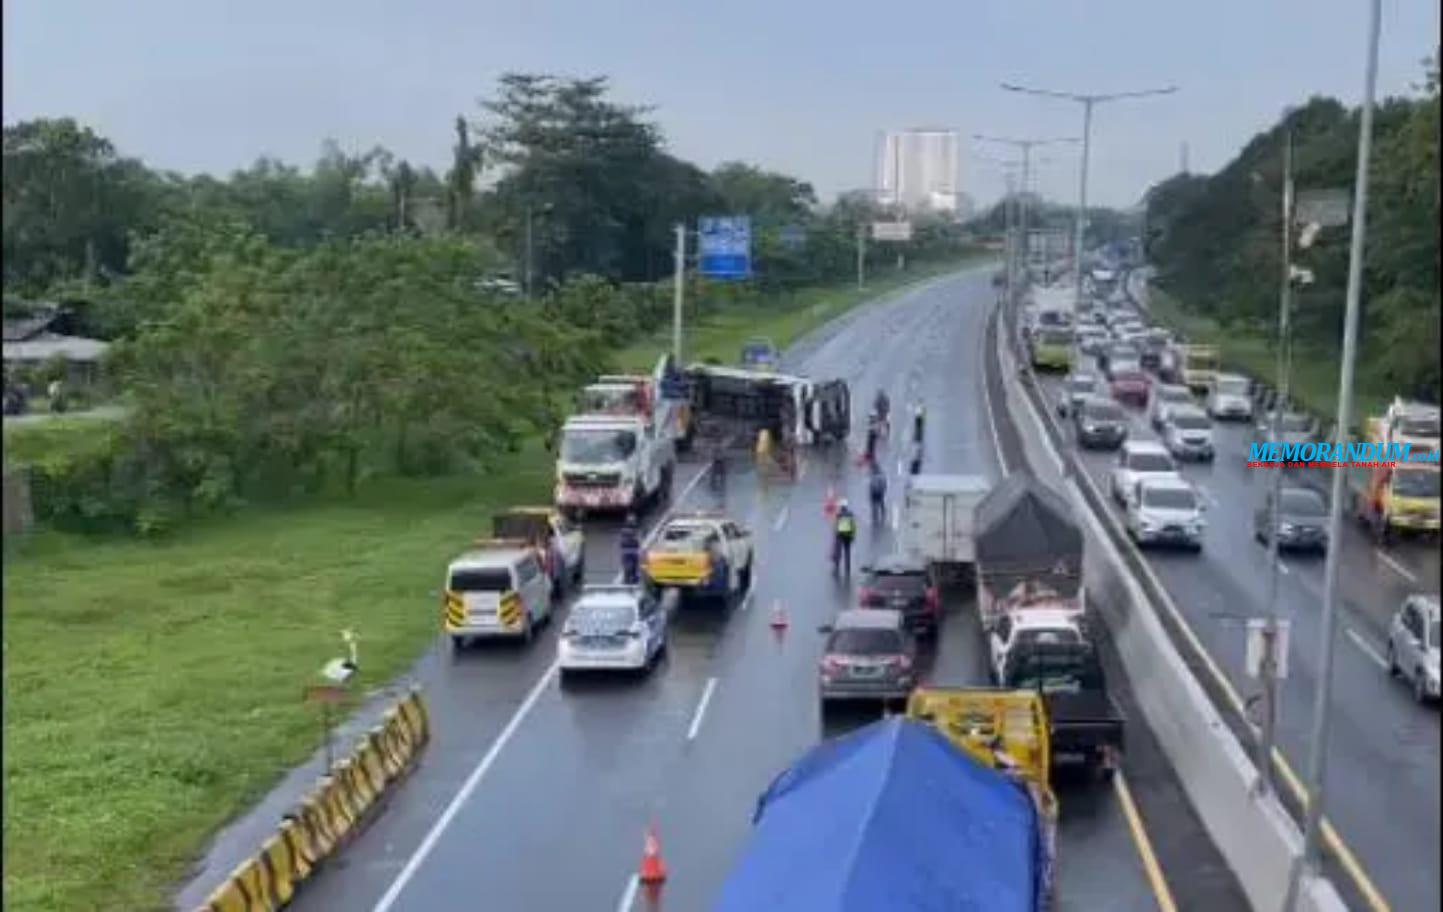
4, 0, 1437, 210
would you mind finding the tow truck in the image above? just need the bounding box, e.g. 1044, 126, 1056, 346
491, 507, 585, 597
906, 688, 1058, 903
641, 511, 754, 605
554, 413, 675, 519
1352, 412, 1441, 542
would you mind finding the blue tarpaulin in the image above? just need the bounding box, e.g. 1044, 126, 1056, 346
714, 718, 1045, 912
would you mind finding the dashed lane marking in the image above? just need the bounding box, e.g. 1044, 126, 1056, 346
614, 874, 639, 912
773, 506, 789, 532
1346, 628, 1389, 671
1377, 551, 1419, 584
686, 677, 719, 741
373, 465, 711, 912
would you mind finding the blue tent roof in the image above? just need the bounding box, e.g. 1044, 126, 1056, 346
714, 718, 1043, 912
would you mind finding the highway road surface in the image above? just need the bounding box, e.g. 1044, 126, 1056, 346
285, 266, 1244, 911
1031, 311, 1441, 912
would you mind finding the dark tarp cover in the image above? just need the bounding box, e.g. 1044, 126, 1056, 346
714, 718, 1044, 912
974, 474, 1082, 598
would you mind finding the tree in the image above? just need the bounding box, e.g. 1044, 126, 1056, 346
2, 118, 165, 292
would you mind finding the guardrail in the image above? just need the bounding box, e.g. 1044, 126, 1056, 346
195, 687, 430, 912
991, 291, 1355, 912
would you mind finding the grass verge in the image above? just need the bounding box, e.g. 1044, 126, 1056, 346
1144, 284, 1390, 430
1, 256, 986, 912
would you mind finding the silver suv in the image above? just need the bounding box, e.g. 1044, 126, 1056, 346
1388, 595, 1440, 703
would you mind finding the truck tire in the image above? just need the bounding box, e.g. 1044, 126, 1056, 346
739, 560, 753, 593
573, 555, 586, 586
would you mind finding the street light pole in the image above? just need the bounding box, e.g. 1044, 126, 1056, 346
1000, 83, 1178, 309
1285, 0, 1382, 905
974, 135, 1079, 293
1257, 129, 1295, 798
672, 223, 685, 363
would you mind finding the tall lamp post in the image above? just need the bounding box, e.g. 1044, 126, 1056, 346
1000, 83, 1177, 308
973, 135, 1079, 288
1285, 0, 1383, 906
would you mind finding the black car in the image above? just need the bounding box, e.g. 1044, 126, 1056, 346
858, 555, 939, 637
1073, 396, 1128, 450
1253, 486, 1329, 553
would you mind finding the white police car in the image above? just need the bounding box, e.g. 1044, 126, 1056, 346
558, 584, 672, 679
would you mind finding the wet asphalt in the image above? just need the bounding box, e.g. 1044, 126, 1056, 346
281, 267, 1231, 912
1033, 322, 1441, 912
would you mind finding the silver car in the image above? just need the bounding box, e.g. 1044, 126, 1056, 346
818, 609, 917, 706
1388, 595, 1440, 703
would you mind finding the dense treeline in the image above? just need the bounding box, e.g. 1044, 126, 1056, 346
1144, 60, 1439, 400
3, 73, 981, 532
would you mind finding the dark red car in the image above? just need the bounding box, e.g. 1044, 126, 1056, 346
1110, 370, 1150, 407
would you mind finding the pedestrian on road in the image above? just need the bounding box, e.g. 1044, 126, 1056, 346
868, 466, 887, 525
833, 500, 857, 577
864, 421, 879, 467
620, 513, 641, 585
912, 403, 926, 444
909, 440, 923, 476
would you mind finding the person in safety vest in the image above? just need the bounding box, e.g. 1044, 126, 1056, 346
833, 500, 858, 576
620, 513, 641, 585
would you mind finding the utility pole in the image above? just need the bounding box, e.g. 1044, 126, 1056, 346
974, 134, 1079, 296
672, 224, 686, 363
1000, 82, 1178, 309
1257, 130, 1295, 798
1003, 173, 1017, 305
1286, 0, 1382, 905
856, 225, 866, 290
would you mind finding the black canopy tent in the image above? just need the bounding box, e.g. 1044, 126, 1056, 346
975, 475, 1083, 599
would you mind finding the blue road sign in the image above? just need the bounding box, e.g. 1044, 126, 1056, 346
698, 216, 752, 280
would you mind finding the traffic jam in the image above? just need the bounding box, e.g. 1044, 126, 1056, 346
1020, 267, 1441, 703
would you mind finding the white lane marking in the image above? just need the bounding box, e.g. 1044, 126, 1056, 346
615, 874, 639, 912
1196, 487, 1220, 509
896, 458, 905, 476
773, 506, 789, 532
981, 344, 1008, 475
1377, 551, 1419, 584
375, 465, 711, 911
372, 655, 559, 911
891, 504, 900, 531
1276, 560, 1290, 577
1346, 628, 1389, 671
686, 677, 719, 741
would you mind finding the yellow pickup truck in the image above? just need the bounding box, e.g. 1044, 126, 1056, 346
907, 688, 1058, 904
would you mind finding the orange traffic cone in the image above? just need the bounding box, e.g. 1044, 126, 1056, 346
639, 824, 667, 885
770, 601, 789, 630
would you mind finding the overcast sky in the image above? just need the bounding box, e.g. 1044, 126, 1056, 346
4, 0, 1437, 209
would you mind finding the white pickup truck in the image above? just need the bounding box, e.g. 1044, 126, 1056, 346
898, 474, 992, 583
555, 413, 675, 518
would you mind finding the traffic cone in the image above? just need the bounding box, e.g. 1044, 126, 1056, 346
770, 601, 789, 630
639, 824, 667, 885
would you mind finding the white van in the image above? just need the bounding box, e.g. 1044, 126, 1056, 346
443, 546, 554, 646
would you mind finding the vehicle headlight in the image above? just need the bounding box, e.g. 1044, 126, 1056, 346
1279, 523, 1296, 534
1083, 423, 1098, 433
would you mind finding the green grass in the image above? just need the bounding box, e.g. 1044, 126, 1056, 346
0, 258, 987, 912
2, 449, 553, 912
1145, 286, 1390, 431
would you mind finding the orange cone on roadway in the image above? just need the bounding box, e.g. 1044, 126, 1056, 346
639, 823, 667, 885
770, 601, 789, 630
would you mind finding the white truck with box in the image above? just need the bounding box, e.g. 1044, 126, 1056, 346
898, 474, 992, 584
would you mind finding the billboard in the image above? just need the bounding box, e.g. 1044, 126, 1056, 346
871, 221, 913, 242
698, 216, 752, 279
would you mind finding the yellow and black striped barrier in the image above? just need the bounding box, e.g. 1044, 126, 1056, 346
197, 687, 430, 911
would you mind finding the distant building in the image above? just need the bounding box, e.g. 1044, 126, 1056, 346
2, 303, 110, 387
875, 129, 961, 216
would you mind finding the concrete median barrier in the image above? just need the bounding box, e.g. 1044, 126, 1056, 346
990, 297, 1347, 912
195, 687, 429, 911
